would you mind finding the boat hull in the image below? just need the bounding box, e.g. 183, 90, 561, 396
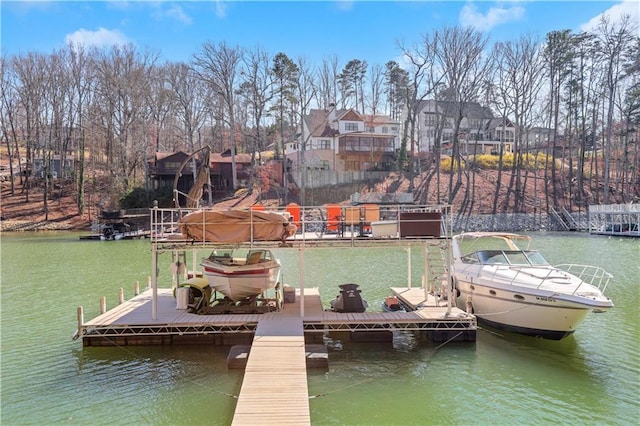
455, 277, 606, 339
201, 260, 280, 302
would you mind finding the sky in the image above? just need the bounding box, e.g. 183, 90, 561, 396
1, 0, 639, 66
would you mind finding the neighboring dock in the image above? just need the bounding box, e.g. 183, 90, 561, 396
589, 203, 640, 237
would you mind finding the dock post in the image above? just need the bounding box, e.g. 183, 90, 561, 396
298, 246, 305, 317
118, 288, 124, 304
407, 246, 412, 288
152, 251, 158, 320
134, 281, 140, 295
77, 306, 84, 337
100, 296, 106, 314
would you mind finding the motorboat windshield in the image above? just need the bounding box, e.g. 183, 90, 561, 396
462, 250, 549, 266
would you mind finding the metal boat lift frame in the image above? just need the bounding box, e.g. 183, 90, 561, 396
148, 204, 456, 317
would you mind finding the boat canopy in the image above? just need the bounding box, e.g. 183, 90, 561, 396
180, 209, 297, 243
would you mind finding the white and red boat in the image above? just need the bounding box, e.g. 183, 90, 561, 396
200, 249, 281, 301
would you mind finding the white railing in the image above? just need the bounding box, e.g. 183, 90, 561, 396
149, 204, 453, 247
473, 263, 612, 296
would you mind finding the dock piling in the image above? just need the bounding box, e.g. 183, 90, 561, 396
77, 306, 83, 335
118, 288, 124, 304
100, 296, 106, 314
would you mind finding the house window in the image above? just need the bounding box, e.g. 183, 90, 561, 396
320, 160, 329, 170
319, 139, 331, 150
382, 126, 388, 133
345, 122, 358, 132
165, 161, 181, 171
424, 113, 437, 126
345, 160, 359, 171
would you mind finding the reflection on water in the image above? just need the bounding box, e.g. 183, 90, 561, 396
1, 232, 638, 424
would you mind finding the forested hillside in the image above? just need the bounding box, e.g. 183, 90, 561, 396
1, 17, 638, 229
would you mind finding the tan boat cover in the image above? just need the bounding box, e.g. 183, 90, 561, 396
180, 209, 297, 243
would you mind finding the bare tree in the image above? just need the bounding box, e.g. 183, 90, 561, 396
237, 46, 275, 192
317, 55, 340, 109
432, 26, 493, 206
0, 54, 21, 195
11, 52, 50, 203
292, 56, 317, 203
493, 35, 544, 212
63, 43, 95, 215
593, 14, 638, 203
366, 63, 385, 115
93, 44, 158, 197
167, 62, 209, 154
192, 41, 243, 190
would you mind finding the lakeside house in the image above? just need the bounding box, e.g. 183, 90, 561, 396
285, 105, 401, 173
147, 150, 253, 202
411, 100, 516, 155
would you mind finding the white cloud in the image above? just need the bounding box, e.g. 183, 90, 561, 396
64, 28, 129, 48
580, 0, 640, 33
336, 1, 355, 12
149, 2, 192, 25
459, 1, 526, 32
165, 4, 192, 24
216, 0, 227, 19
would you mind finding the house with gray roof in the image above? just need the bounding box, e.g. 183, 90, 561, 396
413, 100, 515, 155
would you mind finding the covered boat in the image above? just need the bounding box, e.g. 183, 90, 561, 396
179, 209, 297, 243
200, 248, 281, 302
451, 232, 614, 339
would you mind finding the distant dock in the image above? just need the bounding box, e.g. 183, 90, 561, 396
589, 204, 639, 237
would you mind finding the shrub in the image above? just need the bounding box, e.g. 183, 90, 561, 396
439, 156, 465, 172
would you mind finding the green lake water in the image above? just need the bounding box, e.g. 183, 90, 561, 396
1, 232, 638, 425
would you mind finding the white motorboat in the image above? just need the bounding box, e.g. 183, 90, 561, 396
200, 249, 281, 301
451, 232, 613, 339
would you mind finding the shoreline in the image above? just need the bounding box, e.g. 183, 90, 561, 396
1, 212, 579, 234
0, 218, 91, 232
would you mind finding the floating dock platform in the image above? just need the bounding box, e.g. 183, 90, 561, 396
76, 286, 476, 346
74, 204, 477, 425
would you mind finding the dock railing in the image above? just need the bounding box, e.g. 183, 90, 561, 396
150, 203, 453, 249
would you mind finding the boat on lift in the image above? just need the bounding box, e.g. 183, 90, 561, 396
200, 248, 282, 302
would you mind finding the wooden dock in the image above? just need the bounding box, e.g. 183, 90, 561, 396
76, 286, 476, 345
74, 204, 477, 424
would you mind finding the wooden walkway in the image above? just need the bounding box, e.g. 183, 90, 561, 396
232, 311, 310, 425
